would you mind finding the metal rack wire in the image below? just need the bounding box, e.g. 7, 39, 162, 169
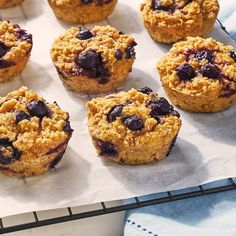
0, 178, 236, 234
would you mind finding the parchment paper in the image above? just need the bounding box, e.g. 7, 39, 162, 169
0, 0, 235, 218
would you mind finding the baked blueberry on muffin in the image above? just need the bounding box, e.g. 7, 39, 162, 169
0, 87, 73, 177
48, 0, 117, 24
140, 0, 219, 43
86, 88, 181, 165
51, 25, 137, 94
0, 20, 32, 82
0, 0, 24, 8
157, 37, 236, 112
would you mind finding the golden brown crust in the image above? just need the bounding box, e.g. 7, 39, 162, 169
157, 37, 236, 112
0, 0, 24, 8
48, 0, 117, 24
140, 0, 219, 43
86, 88, 182, 165
51, 25, 136, 94
0, 87, 73, 177
0, 21, 32, 82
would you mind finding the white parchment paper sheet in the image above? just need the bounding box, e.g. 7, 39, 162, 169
0, 0, 235, 218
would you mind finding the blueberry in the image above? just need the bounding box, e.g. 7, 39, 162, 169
176, 63, 196, 81
107, 105, 123, 123
97, 139, 118, 157
75, 50, 110, 80
0, 139, 21, 165
148, 97, 173, 118
138, 87, 153, 95
76, 50, 99, 69
122, 116, 144, 131
26, 100, 49, 118
0, 60, 14, 68
81, 0, 93, 4
14, 25, 32, 43
0, 42, 9, 58
15, 110, 30, 124
115, 49, 123, 60
77, 30, 94, 40
202, 63, 219, 79
125, 42, 137, 59
151, 0, 170, 11
196, 50, 213, 61
230, 51, 236, 62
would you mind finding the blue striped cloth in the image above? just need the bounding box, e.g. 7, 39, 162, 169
124, 2, 236, 235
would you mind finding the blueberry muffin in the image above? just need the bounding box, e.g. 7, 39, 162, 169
86, 87, 181, 165
0, 20, 32, 82
157, 37, 236, 112
0, 87, 73, 177
51, 25, 137, 94
48, 0, 117, 24
140, 0, 219, 43
0, 0, 24, 8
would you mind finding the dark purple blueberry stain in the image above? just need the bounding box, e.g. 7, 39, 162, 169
230, 51, 236, 62
15, 110, 30, 124
196, 50, 213, 62
138, 87, 153, 95
0, 139, 22, 165
151, 0, 171, 11
166, 135, 178, 156
0, 42, 9, 58
115, 49, 123, 60
219, 76, 236, 97
55, 66, 68, 80
119, 31, 125, 35
63, 120, 73, 134
176, 63, 196, 81
77, 30, 94, 40
107, 105, 123, 123
49, 149, 66, 169
26, 100, 49, 118
14, 24, 32, 43
81, 0, 112, 5
97, 139, 118, 157
151, 0, 193, 13
147, 97, 173, 118
75, 50, 110, 83
202, 63, 219, 79
125, 42, 137, 59
171, 110, 180, 118
122, 116, 144, 131
0, 60, 15, 69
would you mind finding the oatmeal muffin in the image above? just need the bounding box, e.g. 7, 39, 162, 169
140, 0, 219, 43
0, 87, 73, 177
86, 87, 181, 165
51, 25, 137, 94
157, 37, 236, 112
0, 20, 32, 82
0, 0, 24, 8
48, 0, 117, 24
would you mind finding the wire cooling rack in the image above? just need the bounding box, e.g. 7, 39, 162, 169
0, 178, 236, 234
0, 2, 235, 233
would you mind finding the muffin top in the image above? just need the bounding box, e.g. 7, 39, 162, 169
0, 20, 32, 68
0, 87, 73, 166
86, 87, 181, 151
51, 25, 136, 84
157, 37, 236, 97
141, 0, 219, 27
